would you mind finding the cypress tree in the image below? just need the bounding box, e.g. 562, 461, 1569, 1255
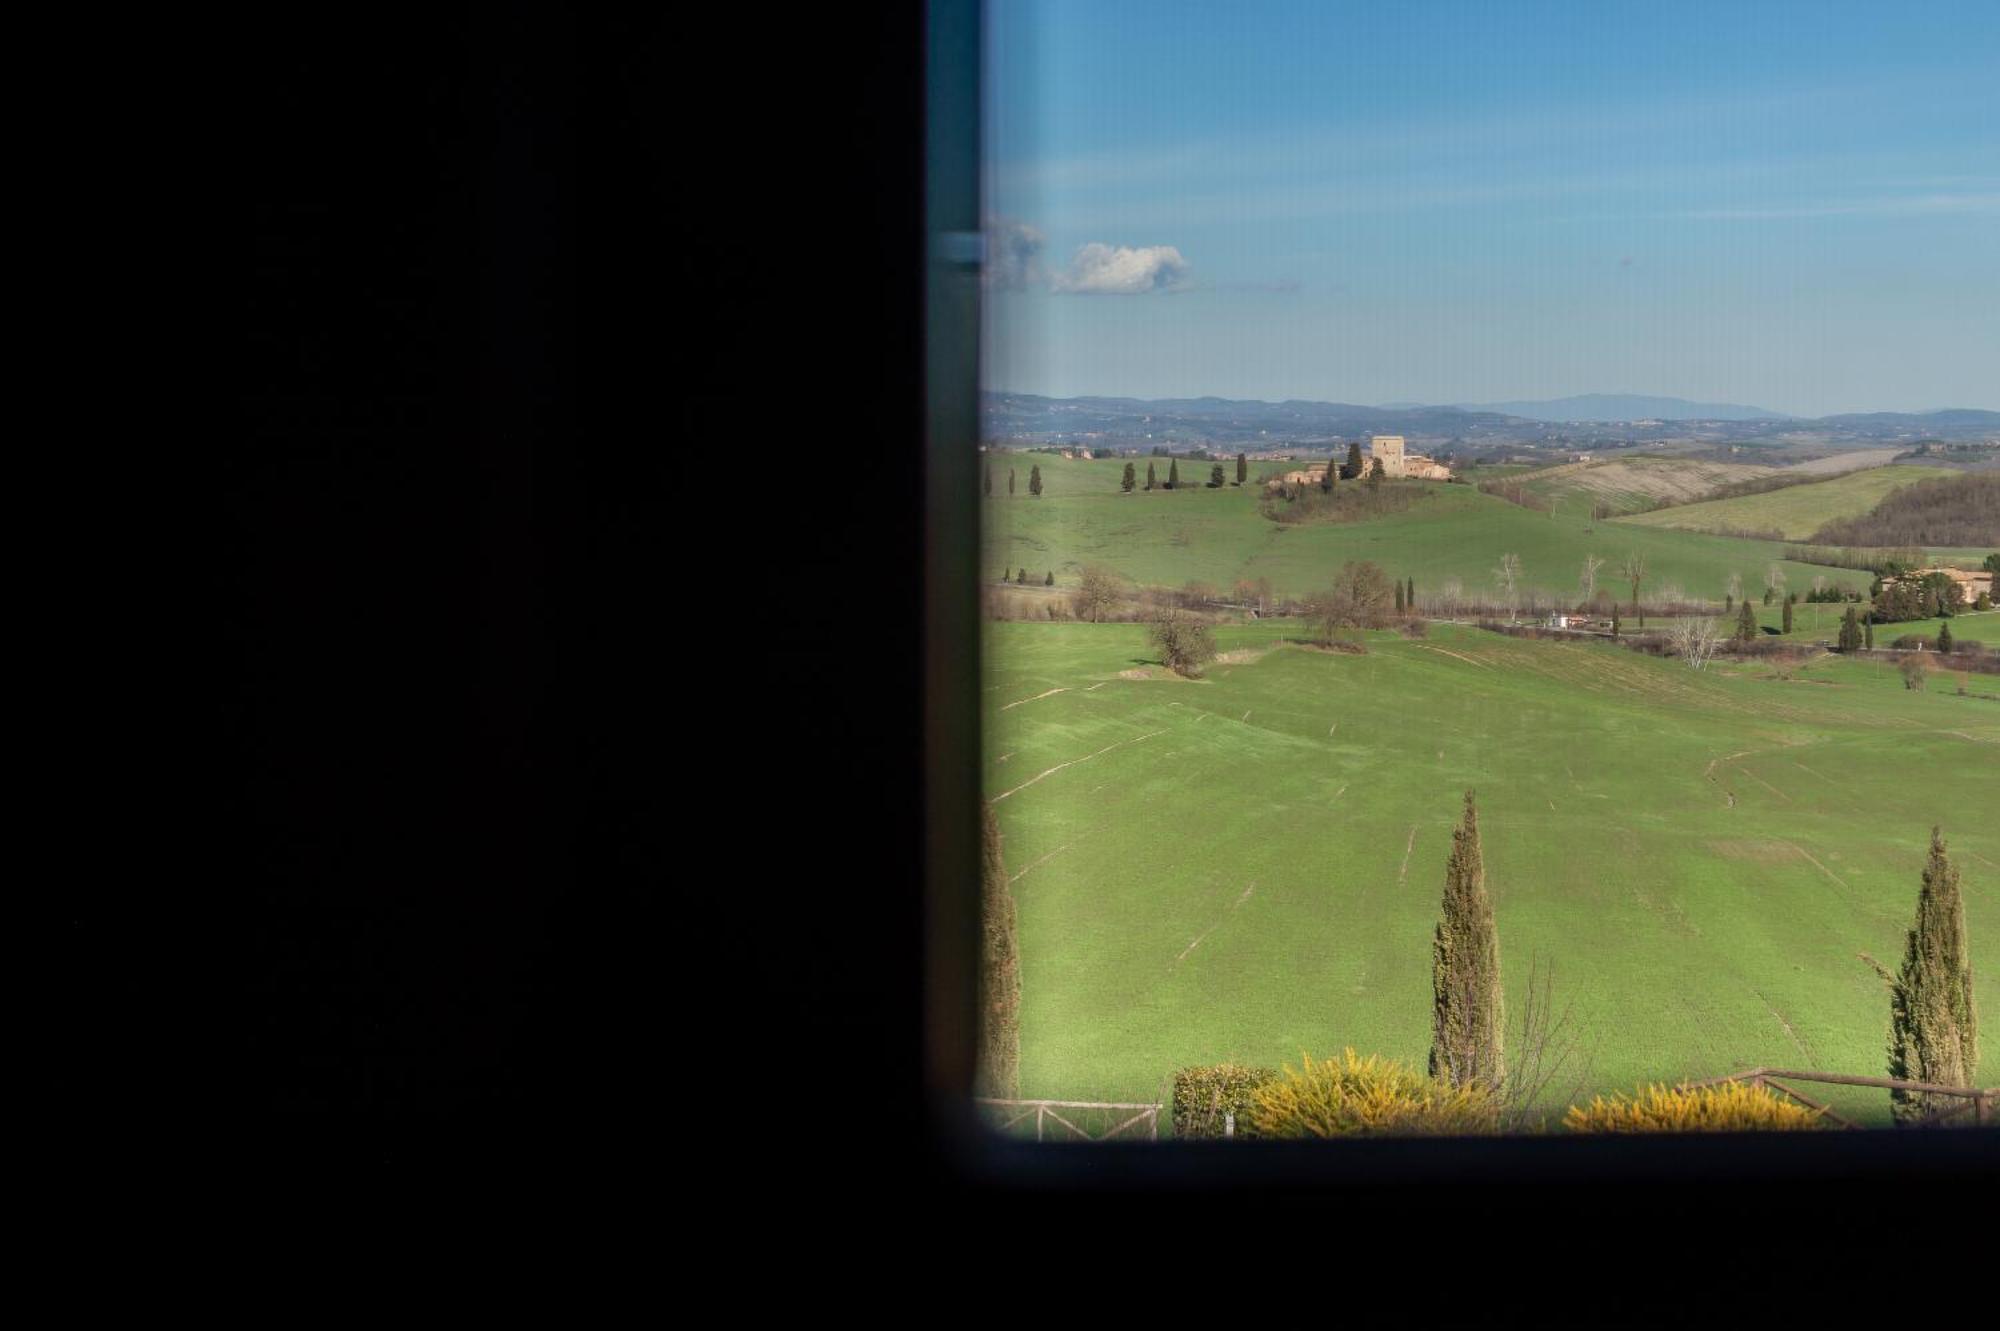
1236, 452, 1247, 485
1029, 464, 1043, 497
1395, 581, 1406, 613
1122, 462, 1136, 492
1736, 599, 1758, 644
1407, 577, 1416, 611
1016, 567, 1027, 584
1344, 441, 1364, 480
1009, 468, 1016, 496
1839, 606, 1862, 652
1320, 458, 1334, 493
1938, 622, 1953, 654
1367, 458, 1384, 488
1145, 462, 1157, 491
1724, 593, 1733, 612
1430, 791, 1505, 1090
1209, 463, 1225, 488
1886, 828, 1978, 1123
977, 802, 1022, 1100
1167, 459, 1179, 490
1611, 606, 1621, 637
1782, 598, 1793, 634
1865, 613, 1874, 648
1044, 570, 1054, 586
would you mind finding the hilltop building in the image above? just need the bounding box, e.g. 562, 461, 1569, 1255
1368, 435, 1454, 480
1269, 440, 1454, 490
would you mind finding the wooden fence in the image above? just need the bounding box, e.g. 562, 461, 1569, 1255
978, 1072, 1992, 1142
975, 1098, 1162, 1141
1682, 1067, 1997, 1129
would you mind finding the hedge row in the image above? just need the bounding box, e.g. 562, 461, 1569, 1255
1170, 1063, 1277, 1138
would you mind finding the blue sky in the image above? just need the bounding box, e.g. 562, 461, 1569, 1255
981, 1, 1999, 415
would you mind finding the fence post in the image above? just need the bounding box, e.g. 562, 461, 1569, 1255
1224, 1111, 1234, 1138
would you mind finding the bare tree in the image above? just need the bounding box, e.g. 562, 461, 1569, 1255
1669, 615, 1722, 670
1493, 553, 1522, 618
1725, 571, 1743, 605
1580, 553, 1604, 602
1310, 560, 1394, 642
1764, 562, 1787, 604
1072, 564, 1123, 623
1620, 552, 1647, 619
1179, 579, 1216, 610
1149, 607, 1217, 677
1440, 576, 1464, 616
1496, 956, 1596, 1132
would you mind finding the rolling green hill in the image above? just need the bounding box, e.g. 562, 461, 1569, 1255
982, 457, 1874, 605
1616, 464, 1960, 540
985, 619, 2000, 1124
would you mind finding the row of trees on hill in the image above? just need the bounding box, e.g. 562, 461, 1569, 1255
983, 463, 1044, 497
983, 453, 1264, 498
1116, 453, 1252, 491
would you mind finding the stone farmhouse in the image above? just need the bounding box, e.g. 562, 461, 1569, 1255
1879, 565, 1994, 602
1363, 435, 1455, 479
1268, 434, 1454, 489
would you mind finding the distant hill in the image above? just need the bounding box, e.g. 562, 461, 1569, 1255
1816, 409, 2000, 428
981, 392, 2000, 449
1455, 394, 1790, 422
981, 393, 1525, 446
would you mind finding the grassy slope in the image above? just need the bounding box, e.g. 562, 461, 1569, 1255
983, 456, 1874, 603
986, 620, 2000, 1125
1510, 457, 1777, 515
1616, 464, 1960, 540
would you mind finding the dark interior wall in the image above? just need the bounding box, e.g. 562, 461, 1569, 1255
243, 6, 929, 1157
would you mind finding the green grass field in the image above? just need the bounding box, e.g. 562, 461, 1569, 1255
1741, 605, 2000, 647
1615, 464, 1960, 540
985, 619, 2000, 1126
982, 456, 1876, 604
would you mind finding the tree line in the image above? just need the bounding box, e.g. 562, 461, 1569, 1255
1809, 474, 2000, 548
982, 452, 1260, 499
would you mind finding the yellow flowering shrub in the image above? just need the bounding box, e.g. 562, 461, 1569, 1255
1563, 1081, 1826, 1133
1245, 1049, 1501, 1138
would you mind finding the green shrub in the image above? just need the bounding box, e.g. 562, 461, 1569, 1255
1171, 1063, 1277, 1138
1245, 1049, 1501, 1138
1563, 1081, 1825, 1133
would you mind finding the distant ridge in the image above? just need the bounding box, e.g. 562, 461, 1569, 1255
980, 391, 2000, 448
1453, 393, 1790, 422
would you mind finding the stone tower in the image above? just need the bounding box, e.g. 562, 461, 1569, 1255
1369, 434, 1407, 478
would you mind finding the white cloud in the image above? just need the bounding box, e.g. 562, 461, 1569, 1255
983, 217, 1046, 290
1050, 242, 1191, 294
